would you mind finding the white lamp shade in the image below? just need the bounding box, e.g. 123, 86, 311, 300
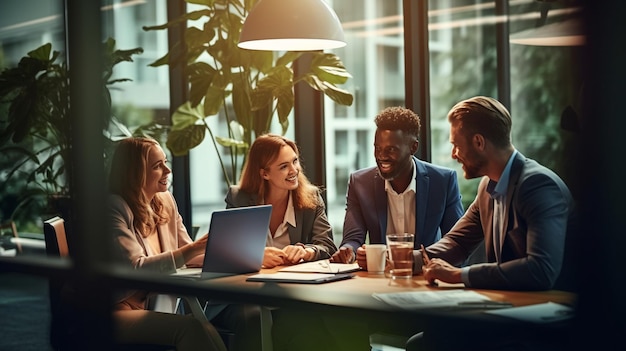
510, 18, 585, 46
238, 0, 346, 51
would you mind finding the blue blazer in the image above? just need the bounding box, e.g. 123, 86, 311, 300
425, 152, 577, 290
340, 156, 464, 252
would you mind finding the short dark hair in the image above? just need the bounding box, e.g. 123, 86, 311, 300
447, 96, 512, 148
374, 106, 421, 139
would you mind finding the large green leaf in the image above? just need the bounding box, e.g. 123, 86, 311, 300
149, 51, 171, 67
253, 104, 273, 136
204, 73, 229, 116
216, 136, 248, 150
252, 66, 293, 111
171, 102, 205, 130
275, 85, 294, 123
188, 62, 217, 106
310, 53, 352, 85
143, 9, 212, 31
166, 125, 207, 156
304, 75, 354, 106
186, 26, 212, 50
27, 43, 53, 62
231, 72, 252, 132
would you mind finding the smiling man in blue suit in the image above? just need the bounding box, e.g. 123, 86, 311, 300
330, 106, 464, 267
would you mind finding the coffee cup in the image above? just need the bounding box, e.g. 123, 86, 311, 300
365, 244, 387, 274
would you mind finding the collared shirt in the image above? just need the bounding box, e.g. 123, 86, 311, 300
461, 150, 518, 285
267, 192, 296, 249
385, 161, 417, 238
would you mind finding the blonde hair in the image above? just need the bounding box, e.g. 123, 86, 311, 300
239, 134, 320, 210
109, 137, 169, 237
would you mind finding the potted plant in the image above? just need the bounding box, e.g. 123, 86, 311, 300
143, 0, 353, 186
0, 38, 143, 224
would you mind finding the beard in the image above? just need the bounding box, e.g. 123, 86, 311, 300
460, 152, 488, 179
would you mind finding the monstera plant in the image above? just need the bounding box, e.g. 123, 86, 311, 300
143, 0, 353, 186
0, 38, 143, 223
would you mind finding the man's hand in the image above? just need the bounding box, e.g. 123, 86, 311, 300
262, 247, 286, 268
330, 246, 355, 263
355, 245, 367, 270
423, 258, 462, 285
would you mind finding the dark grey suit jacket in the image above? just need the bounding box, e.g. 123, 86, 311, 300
225, 186, 337, 260
425, 152, 577, 291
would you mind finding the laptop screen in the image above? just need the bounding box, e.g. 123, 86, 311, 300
201, 205, 272, 275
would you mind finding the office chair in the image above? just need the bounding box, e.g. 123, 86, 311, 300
43, 216, 249, 350
0, 220, 21, 254
44, 216, 175, 351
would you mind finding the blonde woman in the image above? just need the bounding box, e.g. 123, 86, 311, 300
108, 137, 226, 351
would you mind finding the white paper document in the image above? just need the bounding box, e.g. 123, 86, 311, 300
484, 302, 575, 323
372, 290, 492, 309
279, 260, 361, 273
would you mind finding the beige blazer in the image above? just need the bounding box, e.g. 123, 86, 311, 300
109, 192, 194, 306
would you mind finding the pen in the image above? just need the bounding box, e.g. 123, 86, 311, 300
420, 245, 438, 287
420, 244, 430, 265
318, 260, 335, 273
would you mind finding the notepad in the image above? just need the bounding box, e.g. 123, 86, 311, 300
278, 260, 361, 274
246, 272, 355, 284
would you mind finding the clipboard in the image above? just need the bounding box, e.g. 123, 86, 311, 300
246, 272, 355, 284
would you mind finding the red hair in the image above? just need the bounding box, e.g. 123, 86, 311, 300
238, 134, 321, 210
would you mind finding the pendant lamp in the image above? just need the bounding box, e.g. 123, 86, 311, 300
510, 17, 585, 46
238, 0, 346, 51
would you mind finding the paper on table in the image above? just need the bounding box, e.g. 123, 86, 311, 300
279, 259, 361, 273
484, 302, 575, 323
373, 290, 492, 309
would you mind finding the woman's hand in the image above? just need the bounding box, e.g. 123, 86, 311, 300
262, 247, 286, 268
174, 234, 208, 267
189, 234, 208, 256
282, 244, 314, 264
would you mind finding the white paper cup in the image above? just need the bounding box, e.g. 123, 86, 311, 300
365, 244, 387, 274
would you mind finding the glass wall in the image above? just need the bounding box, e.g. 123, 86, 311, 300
0, 0, 66, 233
0, 0, 170, 235
325, 0, 406, 241
0, 0, 585, 244
325, 0, 584, 240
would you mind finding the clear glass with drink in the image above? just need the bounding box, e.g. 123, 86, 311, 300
386, 233, 415, 279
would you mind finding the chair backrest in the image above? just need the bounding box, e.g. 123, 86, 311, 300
0, 220, 21, 254
44, 216, 69, 258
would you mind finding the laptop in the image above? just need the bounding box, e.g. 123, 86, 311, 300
176, 204, 272, 280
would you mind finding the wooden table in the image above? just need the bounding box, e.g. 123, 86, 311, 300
192, 267, 576, 309
182, 267, 577, 350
